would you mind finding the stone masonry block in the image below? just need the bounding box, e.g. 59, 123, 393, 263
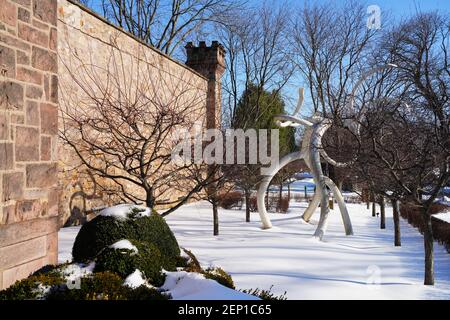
15, 126, 39, 161
40, 103, 57, 134
26, 163, 57, 188
33, 0, 57, 26
2, 171, 24, 201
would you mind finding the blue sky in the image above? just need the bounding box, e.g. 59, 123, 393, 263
87, 0, 450, 24
360, 0, 450, 18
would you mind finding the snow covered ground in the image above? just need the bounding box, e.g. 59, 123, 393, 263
59, 201, 450, 300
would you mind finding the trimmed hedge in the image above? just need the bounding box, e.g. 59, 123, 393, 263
72, 216, 134, 262
130, 213, 180, 266
0, 273, 65, 300
72, 212, 180, 267
400, 203, 450, 253
94, 240, 165, 286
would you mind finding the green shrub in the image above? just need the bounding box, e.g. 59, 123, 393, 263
203, 267, 235, 289
240, 286, 287, 300
94, 240, 165, 286
0, 269, 169, 301
130, 212, 180, 264
72, 211, 180, 267
47, 272, 169, 300
0, 273, 65, 300
72, 216, 134, 262
125, 285, 170, 301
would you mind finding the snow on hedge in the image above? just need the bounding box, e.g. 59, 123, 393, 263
110, 239, 139, 254
58, 262, 95, 281
161, 271, 259, 300
434, 212, 450, 223
123, 269, 148, 289
100, 204, 151, 220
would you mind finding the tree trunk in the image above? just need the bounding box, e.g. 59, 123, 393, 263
288, 184, 291, 202
245, 189, 250, 223
265, 188, 269, 209
146, 190, 155, 209
213, 201, 219, 236
278, 183, 283, 212
372, 201, 376, 217
392, 199, 401, 246
380, 197, 386, 229
337, 180, 343, 192
366, 200, 370, 210
423, 208, 434, 285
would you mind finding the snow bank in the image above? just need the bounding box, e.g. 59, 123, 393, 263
161, 271, 259, 300
123, 270, 147, 289
110, 239, 138, 254
100, 204, 151, 220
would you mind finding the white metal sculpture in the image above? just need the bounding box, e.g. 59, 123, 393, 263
256, 64, 398, 239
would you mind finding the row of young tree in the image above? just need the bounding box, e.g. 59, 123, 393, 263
68, 0, 449, 286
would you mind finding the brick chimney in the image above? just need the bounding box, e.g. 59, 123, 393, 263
185, 41, 226, 129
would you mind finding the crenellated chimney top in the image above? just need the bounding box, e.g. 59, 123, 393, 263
185, 41, 226, 80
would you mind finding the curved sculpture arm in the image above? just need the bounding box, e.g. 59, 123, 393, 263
256, 151, 304, 229
274, 115, 314, 128
293, 87, 305, 116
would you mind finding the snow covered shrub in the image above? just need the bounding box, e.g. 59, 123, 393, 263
217, 191, 243, 209
0, 273, 65, 300
94, 240, 165, 286
202, 267, 235, 289
72, 205, 180, 267
46, 272, 168, 300
0, 267, 169, 300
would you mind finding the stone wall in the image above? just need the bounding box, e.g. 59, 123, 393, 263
56, 0, 212, 226
0, 0, 59, 290
0, 0, 224, 289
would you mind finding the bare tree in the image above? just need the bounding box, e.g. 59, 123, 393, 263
217, 3, 295, 222
59, 40, 211, 214
353, 23, 449, 282
291, 1, 380, 190
184, 159, 233, 235
220, 2, 295, 129
379, 12, 449, 285
86, 0, 245, 57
